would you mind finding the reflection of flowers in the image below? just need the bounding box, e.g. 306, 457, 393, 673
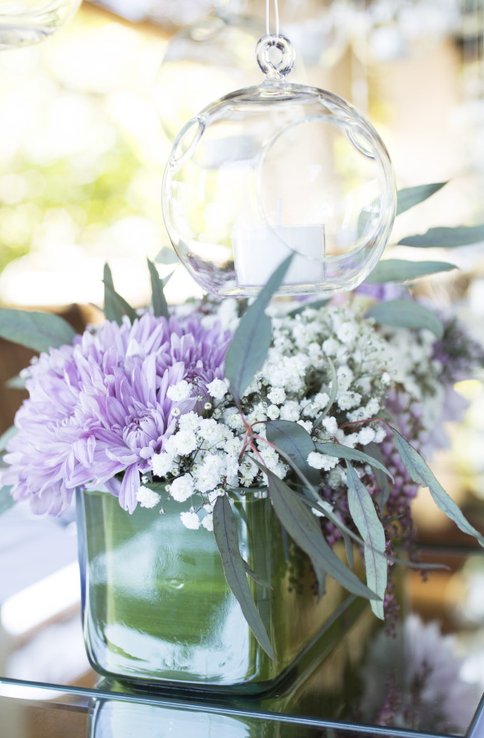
360, 614, 481, 734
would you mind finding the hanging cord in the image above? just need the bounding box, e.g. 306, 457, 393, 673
265, 0, 280, 36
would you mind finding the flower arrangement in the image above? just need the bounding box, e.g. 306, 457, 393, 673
0, 182, 483, 659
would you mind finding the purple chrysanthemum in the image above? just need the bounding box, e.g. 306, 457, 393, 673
3, 311, 231, 515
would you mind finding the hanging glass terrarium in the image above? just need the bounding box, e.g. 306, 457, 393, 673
156, 2, 265, 142
0, 0, 81, 48
162, 10, 396, 299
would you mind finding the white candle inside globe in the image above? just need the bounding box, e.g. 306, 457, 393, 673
233, 224, 326, 288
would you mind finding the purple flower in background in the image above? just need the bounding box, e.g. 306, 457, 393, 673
356, 282, 408, 302
3, 311, 231, 515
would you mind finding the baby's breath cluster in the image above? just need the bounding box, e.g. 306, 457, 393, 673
147, 304, 397, 530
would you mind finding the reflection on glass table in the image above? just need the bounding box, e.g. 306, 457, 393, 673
0, 500, 483, 737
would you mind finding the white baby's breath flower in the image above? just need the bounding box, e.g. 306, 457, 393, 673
322, 337, 339, 355
206, 378, 229, 400
279, 401, 300, 421
169, 474, 194, 502
338, 391, 362, 410
193, 453, 226, 493
178, 411, 202, 432
267, 404, 280, 420
374, 427, 387, 443
180, 510, 201, 530
267, 387, 286, 404
307, 452, 339, 471
225, 408, 244, 431
336, 366, 354, 391
166, 380, 193, 402
136, 486, 161, 509
337, 322, 358, 344
198, 418, 226, 447
151, 451, 175, 477
381, 371, 391, 385
166, 429, 198, 456
322, 416, 338, 436
358, 427, 376, 445
201, 513, 214, 532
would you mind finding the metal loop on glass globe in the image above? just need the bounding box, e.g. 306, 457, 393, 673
256, 34, 295, 79
0, 0, 81, 48
162, 82, 396, 300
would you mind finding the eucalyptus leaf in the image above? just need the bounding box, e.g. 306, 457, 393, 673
392, 429, 484, 547
316, 442, 394, 481
288, 298, 329, 316
366, 259, 457, 284
5, 373, 26, 390
0, 308, 76, 353
147, 259, 169, 319
0, 487, 15, 516
367, 299, 444, 339
103, 264, 137, 325
261, 463, 379, 600
396, 182, 447, 216
243, 560, 272, 589
156, 246, 179, 265
265, 420, 318, 484
343, 533, 354, 570
399, 224, 484, 248
0, 426, 16, 452
162, 271, 174, 288
272, 447, 367, 549
224, 256, 292, 402
212, 495, 275, 659
346, 463, 387, 619
365, 443, 392, 509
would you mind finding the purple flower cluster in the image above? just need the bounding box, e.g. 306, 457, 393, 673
3, 312, 230, 515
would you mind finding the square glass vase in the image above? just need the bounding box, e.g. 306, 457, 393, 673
76, 488, 365, 696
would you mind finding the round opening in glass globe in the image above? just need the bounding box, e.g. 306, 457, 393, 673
162, 81, 396, 298
0, 0, 81, 48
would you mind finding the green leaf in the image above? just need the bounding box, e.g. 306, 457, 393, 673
0, 308, 76, 353
224, 256, 292, 402
346, 463, 387, 619
243, 561, 272, 589
316, 442, 394, 481
365, 443, 392, 509
212, 495, 275, 659
367, 299, 444, 339
0, 486, 15, 516
399, 224, 484, 248
103, 264, 137, 325
0, 426, 16, 452
147, 259, 169, 319
366, 259, 457, 284
268, 445, 367, 549
262, 464, 379, 601
392, 429, 484, 547
396, 182, 447, 216
265, 420, 318, 484
156, 246, 179, 265
288, 298, 329, 316
5, 373, 26, 390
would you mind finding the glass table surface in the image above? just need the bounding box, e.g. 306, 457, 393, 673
1, 504, 484, 738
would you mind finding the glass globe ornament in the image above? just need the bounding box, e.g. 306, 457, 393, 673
156, 9, 267, 142
0, 0, 81, 48
162, 34, 396, 298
